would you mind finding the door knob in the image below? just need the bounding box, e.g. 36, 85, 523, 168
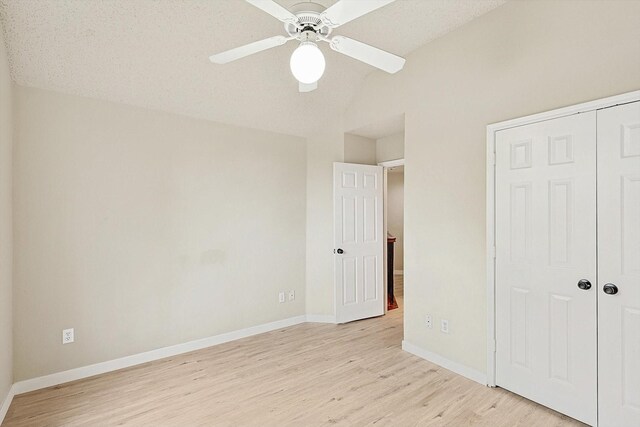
603, 283, 618, 295
336, 248, 344, 254
577, 279, 591, 290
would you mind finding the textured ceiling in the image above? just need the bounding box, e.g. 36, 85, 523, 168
0, 0, 506, 137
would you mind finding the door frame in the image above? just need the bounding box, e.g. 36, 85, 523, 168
485, 89, 640, 387
378, 158, 405, 314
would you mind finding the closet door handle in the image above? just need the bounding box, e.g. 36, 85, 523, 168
603, 283, 618, 295
577, 279, 591, 290
335, 248, 344, 254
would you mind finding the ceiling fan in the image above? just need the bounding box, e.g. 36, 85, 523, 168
209, 0, 406, 93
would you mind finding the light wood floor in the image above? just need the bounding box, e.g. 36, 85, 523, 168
395, 273, 404, 298
4, 280, 582, 426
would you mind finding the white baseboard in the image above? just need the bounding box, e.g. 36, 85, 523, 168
12, 315, 307, 396
394, 270, 404, 275
305, 314, 336, 323
0, 384, 16, 425
3, 322, 491, 427
402, 340, 487, 385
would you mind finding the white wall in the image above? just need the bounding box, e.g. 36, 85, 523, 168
13, 86, 307, 381
345, 0, 640, 374
387, 171, 404, 271
376, 132, 404, 163
0, 20, 14, 408
343, 133, 376, 165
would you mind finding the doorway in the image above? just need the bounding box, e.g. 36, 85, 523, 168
379, 159, 404, 313
337, 115, 405, 325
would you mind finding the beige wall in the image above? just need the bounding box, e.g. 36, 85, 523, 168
305, 133, 344, 317
13, 86, 307, 380
387, 171, 404, 271
376, 132, 404, 163
345, 0, 640, 374
0, 21, 13, 405
343, 133, 376, 165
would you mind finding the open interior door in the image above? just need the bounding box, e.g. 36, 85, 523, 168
334, 162, 384, 323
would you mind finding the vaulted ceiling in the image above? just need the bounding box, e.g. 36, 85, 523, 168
0, 0, 505, 137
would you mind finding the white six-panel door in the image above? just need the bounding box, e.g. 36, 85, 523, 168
334, 162, 384, 324
495, 112, 598, 425
597, 101, 640, 427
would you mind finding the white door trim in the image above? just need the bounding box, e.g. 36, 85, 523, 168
378, 158, 405, 168
486, 89, 640, 387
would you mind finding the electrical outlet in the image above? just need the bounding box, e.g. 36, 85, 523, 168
440, 319, 449, 334
278, 291, 286, 303
62, 328, 74, 344
288, 290, 295, 301
425, 314, 433, 329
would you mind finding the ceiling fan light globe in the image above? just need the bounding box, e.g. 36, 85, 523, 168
290, 42, 325, 84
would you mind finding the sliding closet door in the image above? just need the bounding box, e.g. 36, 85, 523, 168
597, 101, 640, 427
495, 112, 597, 425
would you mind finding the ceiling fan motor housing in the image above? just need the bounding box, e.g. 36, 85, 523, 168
285, 2, 332, 40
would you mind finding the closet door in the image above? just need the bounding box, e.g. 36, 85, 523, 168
495, 112, 597, 425
597, 101, 640, 427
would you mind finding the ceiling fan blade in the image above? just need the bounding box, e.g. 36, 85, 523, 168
210, 36, 290, 64
329, 36, 405, 73
245, 0, 298, 24
299, 81, 317, 93
321, 0, 395, 28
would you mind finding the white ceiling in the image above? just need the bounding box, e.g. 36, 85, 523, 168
0, 0, 506, 138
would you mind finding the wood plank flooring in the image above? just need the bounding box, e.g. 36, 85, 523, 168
395, 273, 404, 298
4, 284, 582, 426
